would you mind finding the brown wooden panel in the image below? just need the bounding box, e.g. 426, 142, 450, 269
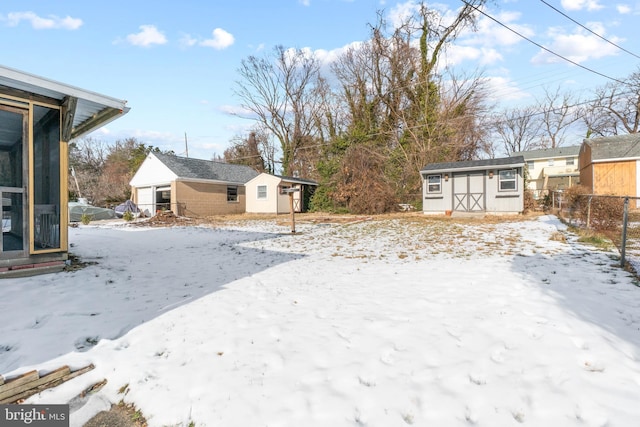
593, 161, 636, 196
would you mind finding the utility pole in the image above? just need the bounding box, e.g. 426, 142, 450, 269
184, 132, 189, 158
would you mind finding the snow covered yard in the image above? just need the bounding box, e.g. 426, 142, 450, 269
2, 214, 640, 426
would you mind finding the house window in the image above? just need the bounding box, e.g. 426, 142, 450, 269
548, 159, 555, 166
257, 185, 267, 199
526, 161, 534, 170
227, 186, 238, 202
566, 157, 575, 166
427, 174, 441, 193
498, 169, 517, 191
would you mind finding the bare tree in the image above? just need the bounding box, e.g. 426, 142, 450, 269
584, 68, 640, 136
234, 45, 323, 176
536, 86, 582, 148
224, 131, 266, 172
492, 105, 543, 154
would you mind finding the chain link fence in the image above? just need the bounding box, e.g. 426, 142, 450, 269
547, 190, 640, 272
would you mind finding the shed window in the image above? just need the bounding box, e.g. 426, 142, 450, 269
227, 186, 238, 202
498, 169, 517, 191
426, 174, 441, 193
257, 185, 267, 199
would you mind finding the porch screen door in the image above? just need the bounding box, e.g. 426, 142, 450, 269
0, 106, 27, 257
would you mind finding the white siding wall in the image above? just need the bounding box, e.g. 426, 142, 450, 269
130, 153, 177, 187
245, 173, 281, 214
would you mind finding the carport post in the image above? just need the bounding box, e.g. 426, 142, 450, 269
282, 187, 300, 233
621, 196, 629, 268
289, 192, 295, 233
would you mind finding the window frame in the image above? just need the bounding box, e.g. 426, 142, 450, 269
227, 185, 238, 203
498, 169, 517, 192
426, 174, 442, 194
257, 185, 267, 199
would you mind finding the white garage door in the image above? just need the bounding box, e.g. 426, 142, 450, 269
137, 187, 154, 217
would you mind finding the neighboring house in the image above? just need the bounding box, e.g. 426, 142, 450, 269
130, 153, 259, 217
512, 146, 580, 200
579, 134, 640, 205
245, 173, 318, 214
0, 64, 129, 277
421, 156, 525, 215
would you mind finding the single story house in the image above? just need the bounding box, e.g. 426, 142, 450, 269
512, 146, 580, 200
1, 64, 129, 277
579, 134, 640, 206
245, 173, 318, 214
129, 153, 259, 217
421, 156, 525, 215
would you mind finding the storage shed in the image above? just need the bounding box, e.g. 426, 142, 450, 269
421, 156, 525, 215
579, 134, 640, 206
1, 65, 129, 277
245, 173, 318, 214
130, 153, 259, 217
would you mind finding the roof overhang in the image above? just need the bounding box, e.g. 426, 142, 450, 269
421, 162, 524, 175
0, 64, 130, 141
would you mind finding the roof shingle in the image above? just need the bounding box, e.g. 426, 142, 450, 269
154, 153, 259, 184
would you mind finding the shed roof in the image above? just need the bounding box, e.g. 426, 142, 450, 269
154, 153, 259, 184
512, 145, 580, 160
583, 134, 640, 161
0, 64, 130, 141
421, 156, 525, 174
275, 174, 319, 186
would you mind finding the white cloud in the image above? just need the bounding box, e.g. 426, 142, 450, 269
465, 11, 535, 47
531, 28, 621, 64
560, 0, 604, 11
616, 4, 632, 14
387, 1, 422, 29
3, 11, 82, 30
200, 28, 235, 50
299, 0, 311, 6
126, 25, 167, 47
179, 33, 198, 48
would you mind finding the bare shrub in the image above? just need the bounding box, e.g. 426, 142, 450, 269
333, 145, 397, 214
563, 185, 623, 231
523, 189, 536, 213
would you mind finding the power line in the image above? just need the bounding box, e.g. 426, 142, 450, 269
460, 0, 628, 86
538, 0, 640, 60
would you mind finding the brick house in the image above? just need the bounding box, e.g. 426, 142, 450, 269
129, 153, 259, 217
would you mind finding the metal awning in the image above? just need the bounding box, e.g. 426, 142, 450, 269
0, 64, 130, 141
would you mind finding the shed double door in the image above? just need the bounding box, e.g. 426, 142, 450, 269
453, 172, 485, 212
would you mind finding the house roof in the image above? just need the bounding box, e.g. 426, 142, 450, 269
583, 134, 640, 161
421, 156, 525, 173
154, 153, 259, 184
0, 64, 130, 141
512, 145, 580, 160
274, 174, 319, 186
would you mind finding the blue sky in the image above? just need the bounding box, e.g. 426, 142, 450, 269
1, 0, 639, 160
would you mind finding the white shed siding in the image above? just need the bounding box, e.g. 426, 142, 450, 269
246, 173, 281, 214
129, 153, 177, 187
421, 157, 525, 215
422, 173, 451, 213
485, 168, 524, 213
